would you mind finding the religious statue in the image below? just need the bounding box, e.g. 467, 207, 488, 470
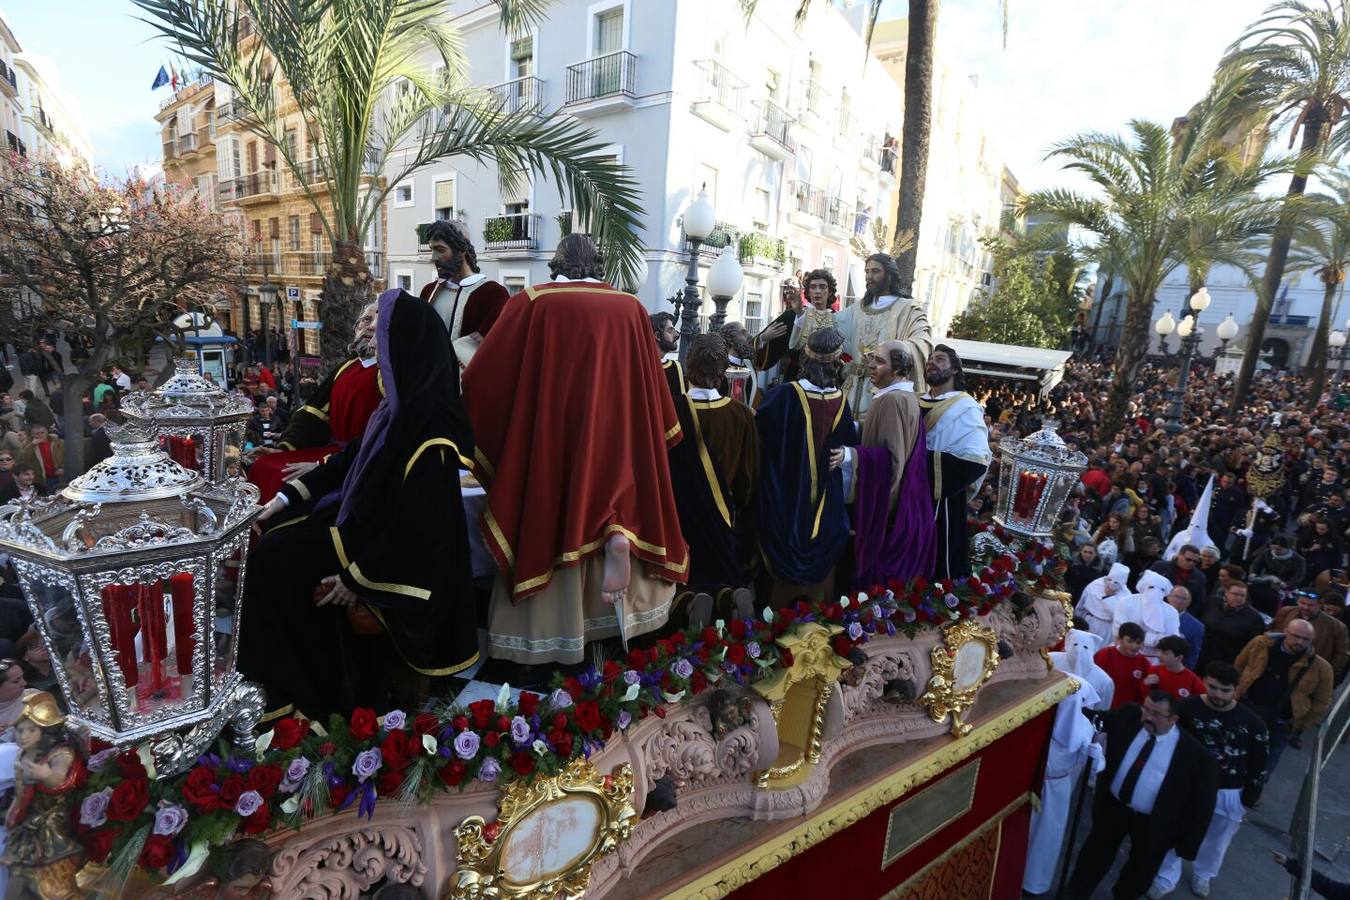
2, 691, 84, 900
418, 218, 510, 374
651, 312, 686, 397
788, 268, 840, 358
835, 253, 934, 418
718, 322, 760, 408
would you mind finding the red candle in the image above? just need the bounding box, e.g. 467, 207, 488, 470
168, 573, 196, 677
182, 436, 199, 471
100, 585, 138, 688
137, 582, 168, 690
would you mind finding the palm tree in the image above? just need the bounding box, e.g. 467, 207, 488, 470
132, 0, 644, 367
1285, 174, 1350, 401
1024, 84, 1287, 439
738, 0, 936, 296
1220, 0, 1350, 413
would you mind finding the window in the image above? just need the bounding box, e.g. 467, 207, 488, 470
595, 7, 624, 55
395, 270, 413, 291
503, 168, 530, 214
752, 188, 771, 228
696, 163, 719, 209
744, 279, 766, 334
821, 251, 836, 273
511, 36, 534, 78
288, 215, 301, 251
283, 127, 298, 160
433, 177, 455, 220
394, 180, 414, 207
501, 270, 529, 295
765, 68, 780, 101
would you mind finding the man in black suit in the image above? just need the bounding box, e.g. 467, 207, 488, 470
1065, 691, 1218, 899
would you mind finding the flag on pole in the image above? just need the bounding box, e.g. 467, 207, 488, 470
151, 66, 170, 90
170, 63, 180, 90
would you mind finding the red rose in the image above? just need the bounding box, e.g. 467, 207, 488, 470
728, 620, 747, 639
627, 648, 648, 669
552, 712, 569, 731
415, 713, 442, 736
348, 708, 378, 741
510, 752, 535, 776
379, 768, 406, 795
140, 834, 175, 869
469, 699, 496, 729
116, 750, 146, 779
563, 677, 582, 699
517, 691, 541, 717
84, 828, 116, 863
484, 731, 500, 748
248, 763, 284, 799
241, 806, 271, 835
451, 715, 469, 732
690, 671, 708, 694
832, 635, 855, 658
439, 759, 467, 787
726, 644, 747, 664
655, 639, 675, 658
319, 741, 336, 758
329, 785, 350, 809
270, 716, 308, 751
181, 766, 220, 811
825, 604, 843, 621
654, 705, 667, 718
780, 650, 795, 668
218, 775, 247, 809
574, 700, 602, 732
554, 731, 574, 758
694, 646, 711, 662
700, 626, 720, 645
107, 778, 149, 822
671, 630, 687, 646
381, 729, 413, 770
495, 715, 511, 734
778, 608, 796, 624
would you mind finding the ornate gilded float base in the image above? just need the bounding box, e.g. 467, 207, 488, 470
752, 623, 848, 790
447, 758, 636, 899
918, 620, 1000, 737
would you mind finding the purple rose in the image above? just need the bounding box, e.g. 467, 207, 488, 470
153, 802, 189, 837
847, 622, 864, 641
234, 790, 264, 817
548, 688, 572, 710
623, 669, 641, 685
944, 593, 960, 609
510, 715, 532, 746
477, 757, 501, 783
280, 757, 311, 793
616, 711, 632, 730
87, 749, 118, 773
901, 608, 918, 622
382, 710, 406, 731
79, 787, 113, 828
453, 730, 481, 760
352, 748, 383, 783
672, 658, 694, 679
747, 641, 761, 659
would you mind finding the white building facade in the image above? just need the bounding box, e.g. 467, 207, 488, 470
385, 0, 906, 334
10, 53, 93, 169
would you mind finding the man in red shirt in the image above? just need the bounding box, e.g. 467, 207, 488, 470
1082, 458, 1112, 498
1139, 635, 1206, 702
1095, 622, 1149, 709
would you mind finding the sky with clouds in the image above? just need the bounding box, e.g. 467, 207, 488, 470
4, 0, 1285, 191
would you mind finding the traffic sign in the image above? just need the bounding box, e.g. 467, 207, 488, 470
291, 320, 323, 330
286, 287, 300, 301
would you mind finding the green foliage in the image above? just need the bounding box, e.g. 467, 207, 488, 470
483, 216, 514, 244
947, 239, 1081, 348
738, 231, 787, 266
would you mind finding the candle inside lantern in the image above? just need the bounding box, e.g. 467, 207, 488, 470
100, 585, 138, 688
1013, 470, 1048, 519
169, 573, 196, 694
137, 582, 169, 691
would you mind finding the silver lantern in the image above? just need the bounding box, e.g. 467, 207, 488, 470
992, 420, 1087, 541
120, 357, 253, 484
0, 421, 263, 776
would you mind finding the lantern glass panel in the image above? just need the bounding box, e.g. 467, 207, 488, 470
161, 432, 205, 472
98, 572, 202, 716
221, 430, 244, 479
211, 552, 244, 684
15, 568, 107, 722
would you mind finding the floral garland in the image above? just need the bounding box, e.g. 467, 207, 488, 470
74, 532, 1061, 879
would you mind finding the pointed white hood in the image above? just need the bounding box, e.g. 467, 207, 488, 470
1165, 474, 1220, 560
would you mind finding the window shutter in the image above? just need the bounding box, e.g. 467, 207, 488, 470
434, 179, 455, 213
310, 213, 323, 233
251, 219, 262, 240
510, 36, 533, 61
269, 217, 280, 239
264, 142, 277, 166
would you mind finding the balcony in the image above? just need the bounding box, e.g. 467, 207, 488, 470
0, 61, 16, 98
799, 79, 829, 132
822, 197, 852, 241
880, 145, 898, 183
285, 158, 331, 191
860, 134, 881, 173
31, 107, 54, 138
738, 231, 787, 274
163, 140, 177, 161
219, 171, 279, 204
788, 182, 825, 227
749, 99, 796, 161
486, 76, 544, 115
564, 50, 636, 116
690, 59, 747, 132
196, 125, 215, 150
482, 213, 540, 255
836, 109, 859, 148
178, 132, 199, 156
242, 253, 282, 277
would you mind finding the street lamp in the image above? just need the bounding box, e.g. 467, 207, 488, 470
1331, 329, 1348, 387
258, 274, 278, 369
1162, 288, 1211, 434
1215, 314, 1239, 358
1154, 310, 1176, 355
706, 246, 744, 332
678, 187, 716, 362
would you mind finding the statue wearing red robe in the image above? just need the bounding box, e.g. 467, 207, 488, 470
464, 278, 689, 664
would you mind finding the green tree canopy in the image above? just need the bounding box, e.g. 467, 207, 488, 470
947, 238, 1082, 349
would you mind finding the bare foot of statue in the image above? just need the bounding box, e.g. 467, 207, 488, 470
601, 533, 630, 605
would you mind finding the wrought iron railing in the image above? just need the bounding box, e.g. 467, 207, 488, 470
751, 99, 796, 154
694, 59, 747, 119
0, 61, 17, 91
565, 50, 636, 105
792, 182, 826, 219
487, 76, 544, 115
825, 197, 849, 231
483, 213, 540, 251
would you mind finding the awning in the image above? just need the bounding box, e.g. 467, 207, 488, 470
941, 338, 1073, 397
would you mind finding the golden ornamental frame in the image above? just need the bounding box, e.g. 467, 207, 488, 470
918, 618, 1001, 737
446, 758, 637, 900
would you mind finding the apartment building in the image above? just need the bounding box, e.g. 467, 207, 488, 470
157, 76, 219, 210
0, 14, 22, 160
0, 12, 93, 169
384, 0, 905, 335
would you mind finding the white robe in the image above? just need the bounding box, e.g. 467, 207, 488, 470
835, 295, 933, 417
1076, 563, 1130, 646
1110, 569, 1179, 660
